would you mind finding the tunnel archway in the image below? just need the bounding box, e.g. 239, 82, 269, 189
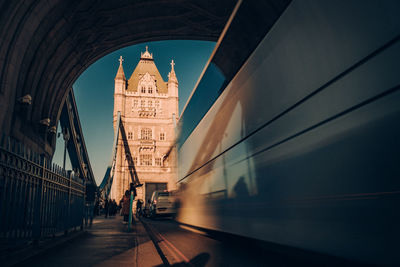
0, 0, 236, 155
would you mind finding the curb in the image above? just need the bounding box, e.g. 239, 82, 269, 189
140, 218, 193, 267
140, 218, 171, 266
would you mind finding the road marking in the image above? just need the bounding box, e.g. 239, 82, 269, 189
158, 231, 191, 264
145, 221, 194, 266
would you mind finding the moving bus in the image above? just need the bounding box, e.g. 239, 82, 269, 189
176, 0, 400, 264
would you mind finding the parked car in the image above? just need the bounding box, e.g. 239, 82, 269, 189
148, 191, 176, 218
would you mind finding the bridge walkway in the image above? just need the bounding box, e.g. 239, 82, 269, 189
15, 216, 162, 267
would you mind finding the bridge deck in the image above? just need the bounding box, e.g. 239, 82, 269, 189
14, 216, 162, 267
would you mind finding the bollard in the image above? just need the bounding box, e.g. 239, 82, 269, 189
128, 191, 134, 232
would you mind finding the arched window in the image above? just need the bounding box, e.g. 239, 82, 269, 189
141, 128, 152, 140
140, 154, 152, 166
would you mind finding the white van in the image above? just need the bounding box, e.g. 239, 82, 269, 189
149, 191, 176, 218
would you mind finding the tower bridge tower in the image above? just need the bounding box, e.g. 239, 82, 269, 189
111, 46, 178, 202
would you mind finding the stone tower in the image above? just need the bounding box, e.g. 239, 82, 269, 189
111, 46, 178, 202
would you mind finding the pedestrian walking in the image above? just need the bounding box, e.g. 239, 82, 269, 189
112, 199, 117, 216
94, 200, 100, 216
122, 190, 131, 223
136, 199, 143, 217
104, 199, 109, 218
84, 183, 96, 227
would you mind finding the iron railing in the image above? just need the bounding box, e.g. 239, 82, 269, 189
0, 135, 85, 242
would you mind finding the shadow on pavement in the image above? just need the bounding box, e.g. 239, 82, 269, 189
14, 216, 149, 267
155, 252, 210, 267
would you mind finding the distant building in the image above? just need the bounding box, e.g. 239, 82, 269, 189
111, 46, 178, 202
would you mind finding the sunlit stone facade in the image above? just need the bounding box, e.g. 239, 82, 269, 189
110, 47, 178, 202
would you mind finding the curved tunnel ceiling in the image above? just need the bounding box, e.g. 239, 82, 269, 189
0, 0, 236, 139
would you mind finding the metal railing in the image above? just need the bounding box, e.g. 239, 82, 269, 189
0, 134, 85, 242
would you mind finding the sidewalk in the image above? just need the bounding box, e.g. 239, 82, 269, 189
14, 216, 163, 267
2, 228, 85, 267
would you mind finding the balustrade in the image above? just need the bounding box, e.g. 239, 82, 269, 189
0, 134, 85, 242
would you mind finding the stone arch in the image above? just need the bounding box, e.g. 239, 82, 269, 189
0, 0, 236, 154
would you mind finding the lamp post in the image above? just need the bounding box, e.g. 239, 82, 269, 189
62, 128, 70, 170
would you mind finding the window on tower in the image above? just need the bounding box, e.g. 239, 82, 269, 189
141, 128, 152, 140
155, 158, 162, 166
159, 132, 165, 141
128, 132, 133, 140
140, 154, 152, 166
133, 157, 138, 166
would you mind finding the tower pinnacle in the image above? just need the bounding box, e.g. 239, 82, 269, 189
141, 45, 153, 59
168, 59, 178, 83
115, 56, 126, 80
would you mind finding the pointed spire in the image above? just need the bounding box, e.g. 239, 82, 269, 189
168, 59, 178, 83
115, 56, 126, 80
140, 45, 153, 59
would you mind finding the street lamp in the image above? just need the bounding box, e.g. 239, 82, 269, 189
62, 127, 70, 170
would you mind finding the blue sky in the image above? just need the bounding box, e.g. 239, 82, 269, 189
53, 40, 215, 184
